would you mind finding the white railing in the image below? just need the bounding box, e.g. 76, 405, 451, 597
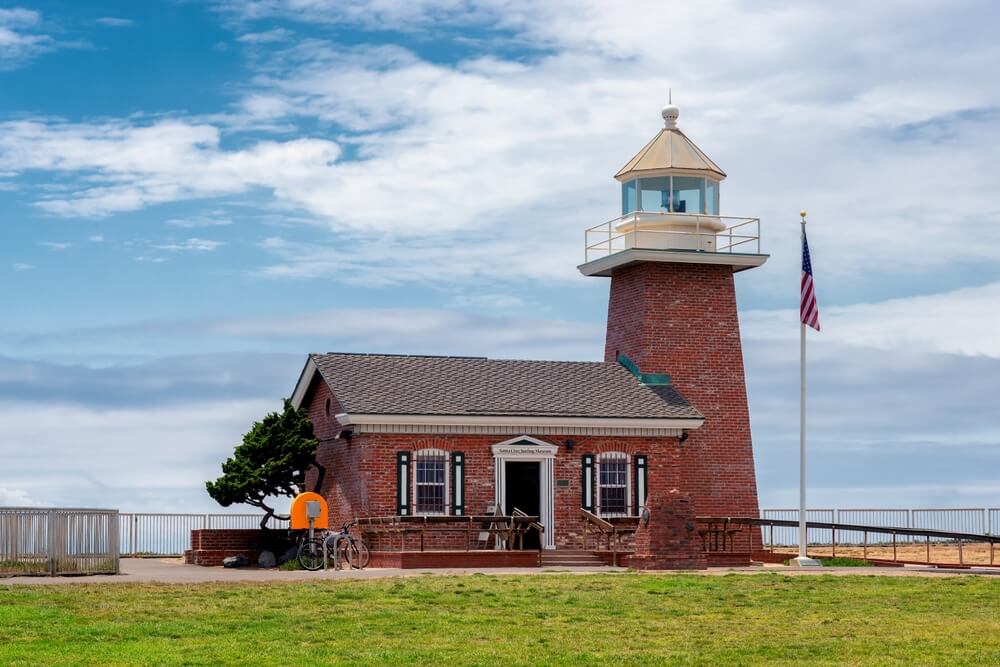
118, 512, 283, 557
1, 507, 119, 576
583, 212, 761, 263
762, 508, 999, 547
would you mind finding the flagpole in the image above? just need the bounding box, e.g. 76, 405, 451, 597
793, 210, 820, 566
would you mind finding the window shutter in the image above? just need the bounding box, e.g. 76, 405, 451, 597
397, 451, 411, 516
635, 454, 648, 511
451, 451, 464, 515
581, 454, 594, 512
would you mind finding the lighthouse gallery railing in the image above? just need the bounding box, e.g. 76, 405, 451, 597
584, 212, 761, 263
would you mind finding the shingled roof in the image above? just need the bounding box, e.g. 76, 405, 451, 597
293, 352, 702, 421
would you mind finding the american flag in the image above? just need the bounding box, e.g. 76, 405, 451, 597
801, 229, 820, 331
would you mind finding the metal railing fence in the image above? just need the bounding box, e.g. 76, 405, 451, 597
583, 213, 761, 262
762, 508, 999, 547
118, 513, 282, 557
1, 507, 119, 576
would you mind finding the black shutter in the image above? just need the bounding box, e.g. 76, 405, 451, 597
634, 454, 648, 513
451, 451, 464, 515
397, 451, 411, 516
581, 454, 594, 512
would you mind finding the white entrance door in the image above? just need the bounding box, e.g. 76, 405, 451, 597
491, 436, 557, 550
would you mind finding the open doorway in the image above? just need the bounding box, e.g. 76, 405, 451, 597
504, 461, 541, 549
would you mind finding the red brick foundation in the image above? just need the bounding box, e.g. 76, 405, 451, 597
183, 529, 285, 567
368, 550, 540, 569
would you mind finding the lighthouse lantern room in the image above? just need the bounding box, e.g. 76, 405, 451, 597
580, 103, 768, 276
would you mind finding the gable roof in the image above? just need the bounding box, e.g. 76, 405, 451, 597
615, 128, 726, 181
292, 352, 702, 421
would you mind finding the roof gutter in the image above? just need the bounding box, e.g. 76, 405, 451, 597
336, 413, 703, 431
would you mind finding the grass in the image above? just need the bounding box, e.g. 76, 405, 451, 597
0, 573, 998, 665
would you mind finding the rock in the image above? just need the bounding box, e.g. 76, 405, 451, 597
222, 554, 249, 568
258, 550, 277, 568
278, 546, 298, 565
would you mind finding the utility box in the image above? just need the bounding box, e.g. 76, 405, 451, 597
290, 492, 329, 530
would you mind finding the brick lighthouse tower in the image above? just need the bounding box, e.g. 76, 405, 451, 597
578, 102, 768, 522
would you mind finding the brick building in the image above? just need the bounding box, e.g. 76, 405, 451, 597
290, 103, 767, 568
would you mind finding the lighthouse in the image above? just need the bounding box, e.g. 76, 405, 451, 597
579, 102, 767, 522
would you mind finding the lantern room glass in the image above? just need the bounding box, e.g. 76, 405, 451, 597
622, 176, 720, 215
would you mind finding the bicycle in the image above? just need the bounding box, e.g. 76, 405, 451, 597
297, 521, 370, 571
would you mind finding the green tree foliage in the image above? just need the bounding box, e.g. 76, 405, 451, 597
206, 399, 325, 528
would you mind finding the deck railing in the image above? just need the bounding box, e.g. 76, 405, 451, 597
355, 513, 542, 552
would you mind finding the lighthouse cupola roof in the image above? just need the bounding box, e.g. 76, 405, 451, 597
615, 103, 726, 182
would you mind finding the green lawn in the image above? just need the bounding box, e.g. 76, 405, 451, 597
1, 573, 998, 665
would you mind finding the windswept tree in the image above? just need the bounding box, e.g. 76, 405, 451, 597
206, 399, 325, 529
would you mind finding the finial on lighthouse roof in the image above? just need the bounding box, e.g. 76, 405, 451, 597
661, 90, 679, 129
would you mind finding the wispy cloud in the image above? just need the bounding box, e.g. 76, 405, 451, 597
0, 8, 51, 68
88, 234, 104, 242
12, 262, 34, 271
165, 214, 233, 228
154, 238, 225, 252
38, 241, 71, 250
95, 17, 134, 28
236, 27, 293, 44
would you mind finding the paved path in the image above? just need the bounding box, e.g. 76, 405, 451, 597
2, 558, 997, 585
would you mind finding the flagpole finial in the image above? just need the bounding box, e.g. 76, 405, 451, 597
799, 210, 807, 223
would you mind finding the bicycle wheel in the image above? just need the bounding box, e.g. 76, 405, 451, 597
352, 539, 370, 569
297, 538, 325, 571
342, 538, 370, 569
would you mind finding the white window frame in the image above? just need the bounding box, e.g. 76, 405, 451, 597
412, 448, 449, 516
595, 452, 632, 518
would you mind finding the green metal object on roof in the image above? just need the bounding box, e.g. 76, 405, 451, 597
617, 353, 671, 386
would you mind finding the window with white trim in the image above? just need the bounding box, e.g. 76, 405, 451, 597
413, 449, 448, 515
597, 452, 631, 517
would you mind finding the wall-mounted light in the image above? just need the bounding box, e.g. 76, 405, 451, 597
640, 506, 650, 527
337, 428, 354, 443
678, 431, 689, 444
564, 439, 576, 452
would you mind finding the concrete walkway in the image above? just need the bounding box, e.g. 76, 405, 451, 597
2, 558, 997, 585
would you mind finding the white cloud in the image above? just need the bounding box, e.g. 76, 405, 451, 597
155, 238, 225, 252
0, 486, 37, 506
236, 27, 293, 43
3, 0, 1000, 286
133, 255, 167, 263
95, 17, 134, 28
12, 262, 34, 271
743, 281, 1000, 359
166, 214, 232, 228
0, 119, 342, 218
88, 234, 104, 242
0, 7, 52, 67
38, 241, 71, 250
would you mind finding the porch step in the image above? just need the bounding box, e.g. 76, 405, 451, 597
540, 550, 606, 567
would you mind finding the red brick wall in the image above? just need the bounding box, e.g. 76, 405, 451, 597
303, 381, 367, 531
184, 529, 271, 566
603, 262, 761, 523
294, 421, 694, 550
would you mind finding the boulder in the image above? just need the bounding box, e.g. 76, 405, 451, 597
222, 554, 250, 568
277, 546, 298, 565
258, 550, 277, 568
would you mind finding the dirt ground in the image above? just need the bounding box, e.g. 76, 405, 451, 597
786, 543, 997, 566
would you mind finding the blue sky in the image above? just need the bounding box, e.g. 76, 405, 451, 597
2, 0, 999, 512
